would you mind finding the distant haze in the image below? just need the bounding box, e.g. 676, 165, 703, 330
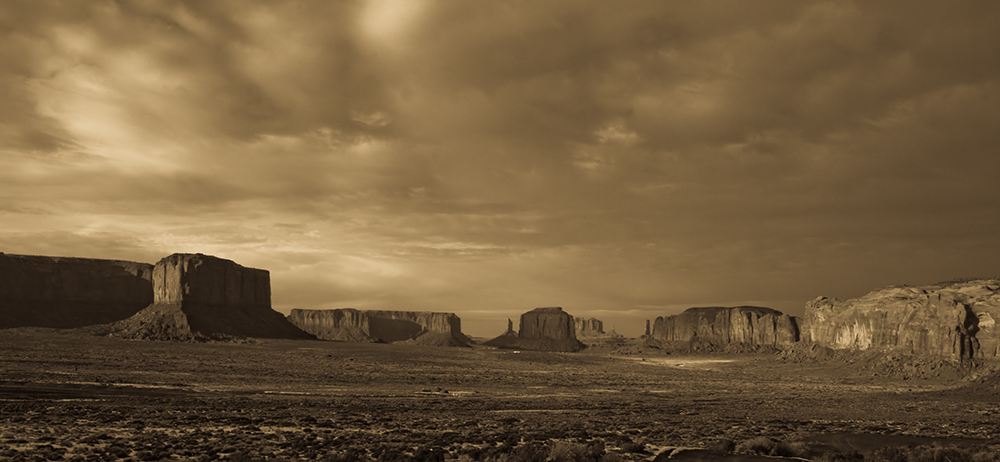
2, 1, 999, 338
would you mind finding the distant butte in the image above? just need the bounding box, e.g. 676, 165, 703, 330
643, 279, 1000, 361
484, 307, 585, 352
651, 306, 799, 347
287, 308, 473, 347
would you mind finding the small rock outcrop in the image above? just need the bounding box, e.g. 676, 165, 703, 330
484, 307, 585, 352
651, 306, 799, 346
802, 279, 1000, 359
286, 309, 472, 347
0, 253, 153, 329
114, 254, 312, 341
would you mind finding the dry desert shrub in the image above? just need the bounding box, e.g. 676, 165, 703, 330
547, 440, 606, 462
475, 440, 608, 462
814, 450, 864, 462
868, 444, 1000, 462
319, 448, 375, 462
734, 436, 810, 458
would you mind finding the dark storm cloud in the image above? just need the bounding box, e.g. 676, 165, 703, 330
2, 0, 999, 336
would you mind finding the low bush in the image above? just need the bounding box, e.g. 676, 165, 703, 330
815, 450, 864, 462
734, 436, 810, 458
619, 441, 646, 453
868, 444, 1000, 462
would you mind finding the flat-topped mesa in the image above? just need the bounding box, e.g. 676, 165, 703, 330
0, 253, 153, 328
484, 307, 585, 352
575, 317, 624, 339
801, 279, 1000, 359
115, 253, 312, 341
151, 253, 270, 307
575, 317, 605, 337
286, 309, 473, 347
520, 307, 576, 340
287, 308, 374, 342
651, 306, 799, 346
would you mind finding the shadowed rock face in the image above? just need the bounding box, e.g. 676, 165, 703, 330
802, 279, 1000, 359
651, 306, 799, 346
0, 253, 153, 328
286, 309, 472, 347
520, 307, 576, 340
115, 254, 312, 341
484, 307, 585, 352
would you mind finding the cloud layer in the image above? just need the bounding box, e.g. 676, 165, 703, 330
3, 1, 999, 336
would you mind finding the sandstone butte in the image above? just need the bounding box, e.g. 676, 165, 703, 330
113, 253, 313, 341
801, 279, 1000, 360
575, 317, 624, 339
575, 317, 605, 337
0, 253, 154, 329
484, 307, 586, 352
286, 308, 473, 347
647, 279, 1000, 361
651, 306, 800, 346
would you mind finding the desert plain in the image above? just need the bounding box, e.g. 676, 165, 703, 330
2, 328, 999, 461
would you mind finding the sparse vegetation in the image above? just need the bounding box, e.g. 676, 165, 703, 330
734, 436, 810, 457
1, 329, 999, 461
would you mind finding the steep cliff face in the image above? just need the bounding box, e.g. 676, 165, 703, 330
0, 253, 153, 328
286, 308, 373, 342
575, 318, 605, 337
151, 253, 270, 307
115, 254, 312, 341
286, 309, 472, 347
802, 279, 1000, 359
651, 306, 799, 346
520, 307, 576, 340
484, 307, 585, 352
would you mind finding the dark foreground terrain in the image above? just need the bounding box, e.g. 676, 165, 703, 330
1, 329, 999, 461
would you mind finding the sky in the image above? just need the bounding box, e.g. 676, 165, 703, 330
2, 1, 999, 338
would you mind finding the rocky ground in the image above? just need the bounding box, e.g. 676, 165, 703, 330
1, 328, 999, 461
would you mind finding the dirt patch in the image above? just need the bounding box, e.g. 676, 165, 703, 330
1, 329, 998, 461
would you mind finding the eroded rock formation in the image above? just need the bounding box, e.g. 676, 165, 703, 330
802, 279, 1000, 359
485, 307, 585, 352
0, 253, 153, 328
651, 306, 799, 346
114, 254, 312, 341
575, 317, 624, 339
287, 309, 472, 347
575, 317, 605, 337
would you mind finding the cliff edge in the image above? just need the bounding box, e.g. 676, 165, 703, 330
0, 253, 153, 329
113, 253, 313, 341
287, 309, 473, 347
802, 279, 1000, 359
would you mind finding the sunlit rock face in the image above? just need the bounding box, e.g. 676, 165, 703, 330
287, 309, 472, 347
0, 253, 153, 328
115, 254, 312, 341
485, 307, 585, 352
802, 280, 1000, 359
287, 308, 374, 342
651, 306, 799, 346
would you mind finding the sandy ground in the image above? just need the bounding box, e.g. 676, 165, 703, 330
0, 328, 998, 460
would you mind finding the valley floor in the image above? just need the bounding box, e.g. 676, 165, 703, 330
0, 329, 998, 461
